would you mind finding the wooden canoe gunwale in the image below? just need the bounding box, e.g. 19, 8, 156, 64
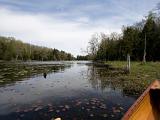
122, 80, 160, 120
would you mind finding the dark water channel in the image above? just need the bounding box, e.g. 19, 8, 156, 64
0, 61, 136, 120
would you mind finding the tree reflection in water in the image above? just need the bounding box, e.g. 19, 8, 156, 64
85, 65, 140, 97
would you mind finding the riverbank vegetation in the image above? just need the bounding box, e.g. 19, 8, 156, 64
87, 11, 160, 62
0, 36, 74, 61
85, 8, 160, 96
76, 55, 90, 60
103, 61, 160, 95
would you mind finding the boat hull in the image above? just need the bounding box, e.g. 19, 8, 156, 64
122, 80, 160, 120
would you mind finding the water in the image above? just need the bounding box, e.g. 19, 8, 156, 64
0, 61, 136, 120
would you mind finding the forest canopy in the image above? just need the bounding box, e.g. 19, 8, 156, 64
87, 11, 160, 61
0, 36, 74, 61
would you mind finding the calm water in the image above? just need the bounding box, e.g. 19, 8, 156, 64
0, 61, 136, 120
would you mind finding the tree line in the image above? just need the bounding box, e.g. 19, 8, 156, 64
0, 36, 74, 61
76, 55, 90, 60
87, 11, 160, 61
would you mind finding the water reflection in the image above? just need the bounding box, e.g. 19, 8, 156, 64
0, 61, 136, 120
86, 65, 120, 91
86, 65, 139, 98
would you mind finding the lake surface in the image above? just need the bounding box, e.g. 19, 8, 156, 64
0, 61, 136, 120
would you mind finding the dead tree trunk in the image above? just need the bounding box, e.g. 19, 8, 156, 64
143, 33, 146, 63
127, 54, 130, 73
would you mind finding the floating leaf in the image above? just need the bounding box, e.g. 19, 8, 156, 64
49, 109, 54, 112
48, 104, 52, 107
86, 108, 90, 111
119, 106, 124, 110
75, 101, 82, 106
86, 102, 89, 105
56, 110, 60, 113
65, 105, 70, 109
34, 107, 42, 111
91, 106, 96, 109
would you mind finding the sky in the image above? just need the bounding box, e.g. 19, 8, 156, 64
0, 0, 159, 56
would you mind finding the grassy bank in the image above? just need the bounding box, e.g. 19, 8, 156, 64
105, 61, 160, 96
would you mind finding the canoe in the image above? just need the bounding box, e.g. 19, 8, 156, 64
122, 80, 160, 120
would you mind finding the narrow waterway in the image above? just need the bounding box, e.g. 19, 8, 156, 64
0, 61, 136, 120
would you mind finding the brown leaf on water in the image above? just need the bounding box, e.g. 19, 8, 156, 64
90, 102, 95, 105
119, 106, 124, 110
86, 102, 89, 105
86, 108, 90, 111
34, 107, 42, 111
49, 109, 54, 112
112, 107, 121, 113
48, 104, 52, 107
56, 110, 60, 113
100, 104, 106, 109
75, 101, 82, 106
65, 105, 70, 109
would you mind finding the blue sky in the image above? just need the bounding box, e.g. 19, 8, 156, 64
0, 0, 159, 56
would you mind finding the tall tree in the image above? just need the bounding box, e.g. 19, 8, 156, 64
87, 33, 99, 60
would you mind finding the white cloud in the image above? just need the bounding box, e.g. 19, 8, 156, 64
1, 0, 157, 56
0, 7, 122, 56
